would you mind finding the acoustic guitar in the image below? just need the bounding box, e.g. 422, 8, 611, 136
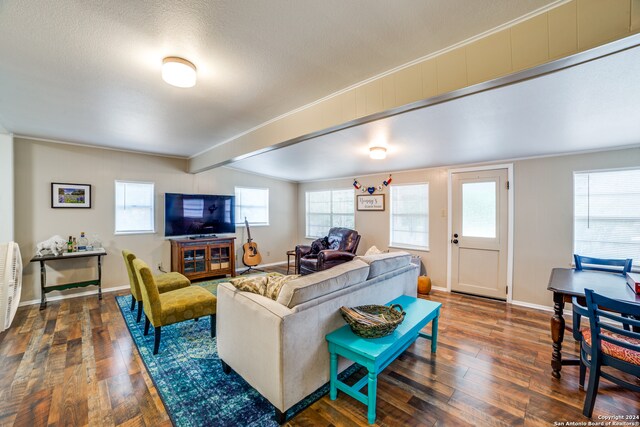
242, 217, 262, 267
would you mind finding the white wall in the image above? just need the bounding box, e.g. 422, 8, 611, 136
298, 147, 640, 308
14, 138, 298, 303
0, 133, 14, 242
298, 169, 448, 285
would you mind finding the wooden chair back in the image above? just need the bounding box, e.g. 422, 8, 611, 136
581, 289, 640, 417
574, 254, 632, 275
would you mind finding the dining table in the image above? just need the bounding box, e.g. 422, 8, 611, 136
546, 267, 640, 379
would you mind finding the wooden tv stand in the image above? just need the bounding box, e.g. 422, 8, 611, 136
170, 237, 236, 281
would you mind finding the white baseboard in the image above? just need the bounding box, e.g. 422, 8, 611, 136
510, 299, 573, 316
18, 284, 130, 307
431, 286, 448, 292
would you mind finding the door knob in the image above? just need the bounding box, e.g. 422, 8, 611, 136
453, 233, 458, 238
451, 239, 458, 244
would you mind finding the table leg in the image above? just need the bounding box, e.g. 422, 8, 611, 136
431, 313, 439, 353
551, 291, 565, 379
97, 255, 103, 300
367, 371, 377, 424
329, 351, 338, 400
39, 261, 47, 310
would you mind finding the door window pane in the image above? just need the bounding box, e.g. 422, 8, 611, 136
462, 182, 496, 238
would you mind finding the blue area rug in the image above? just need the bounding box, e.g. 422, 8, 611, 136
116, 280, 357, 426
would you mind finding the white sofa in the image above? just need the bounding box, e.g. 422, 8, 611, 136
217, 251, 418, 420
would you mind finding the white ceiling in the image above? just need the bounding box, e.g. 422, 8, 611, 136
228, 43, 640, 181
0, 0, 557, 156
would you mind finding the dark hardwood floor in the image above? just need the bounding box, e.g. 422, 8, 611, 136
1, 265, 638, 426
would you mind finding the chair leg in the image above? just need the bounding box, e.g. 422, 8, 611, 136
137, 301, 143, 323
572, 310, 582, 341
579, 356, 587, 389
130, 297, 136, 311
144, 316, 150, 335
153, 327, 161, 355
583, 360, 601, 417
221, 359, 231, 374
210, 314, 216, 338
194, 317, 199, 322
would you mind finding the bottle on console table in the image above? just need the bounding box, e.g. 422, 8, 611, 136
78, 232, 88, 251
67, 236, 73, 253
72, 237, 78, 252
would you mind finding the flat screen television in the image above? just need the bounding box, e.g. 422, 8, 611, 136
165, 193, 236, 237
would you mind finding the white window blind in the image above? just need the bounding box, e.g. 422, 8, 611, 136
235, 187, 269, 226
305, 189, 355, 238
574, 169, 640, 266
115, 181, 155, 234
390, 183, 429, 250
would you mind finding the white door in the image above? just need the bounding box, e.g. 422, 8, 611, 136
451, 169, 509, 300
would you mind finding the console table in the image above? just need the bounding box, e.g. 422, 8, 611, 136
30, 250, 106, 310
326, 295, 441, 424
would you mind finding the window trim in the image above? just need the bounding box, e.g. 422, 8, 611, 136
389, 182, 430, 251
114, 180, 156, 235
234, 186, 270, 227
305, 188, 355, 239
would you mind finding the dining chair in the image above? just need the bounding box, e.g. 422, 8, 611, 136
579, 289, 640, 417
571, 254, 633, 341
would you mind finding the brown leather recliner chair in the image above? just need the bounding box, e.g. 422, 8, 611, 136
296, 227, 361, 275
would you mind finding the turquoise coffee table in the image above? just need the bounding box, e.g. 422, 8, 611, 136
326, 295, 441, 424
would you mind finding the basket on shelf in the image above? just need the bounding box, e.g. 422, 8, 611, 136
339, 304, 405, 338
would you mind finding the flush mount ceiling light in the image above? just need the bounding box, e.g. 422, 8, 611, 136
369, 146, 387, 160
162, 57, 197, 88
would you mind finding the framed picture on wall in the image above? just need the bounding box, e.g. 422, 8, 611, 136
51, 183, 92, 208
357, 194, 385, 211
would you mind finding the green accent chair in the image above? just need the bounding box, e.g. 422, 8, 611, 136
132, 258, 217, 354
122, 250, 191, 322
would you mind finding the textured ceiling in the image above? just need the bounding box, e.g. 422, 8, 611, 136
228, 43, 640, 181
0, 0, 556, 156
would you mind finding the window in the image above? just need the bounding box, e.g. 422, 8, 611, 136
390, 183, 429, 250
115, 181, 155, 234
305, 189, 355, 238
235, 187, 269, 226
574, 169, 640, 266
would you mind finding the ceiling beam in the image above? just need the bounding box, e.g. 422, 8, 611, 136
189, 0, 640, 174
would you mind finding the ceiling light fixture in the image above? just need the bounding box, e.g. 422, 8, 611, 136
369, 146, 387, 160
162, 57, 197, 88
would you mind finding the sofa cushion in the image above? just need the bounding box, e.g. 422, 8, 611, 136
357, 252, 411, 279
276, 259, 370, 308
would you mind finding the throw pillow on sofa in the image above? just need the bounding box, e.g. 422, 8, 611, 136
230, 276, 268, 295
230, 273, 301, 301
265, 274, 300, 300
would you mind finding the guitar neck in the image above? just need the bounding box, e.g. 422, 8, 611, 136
245, 218, 252, 242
